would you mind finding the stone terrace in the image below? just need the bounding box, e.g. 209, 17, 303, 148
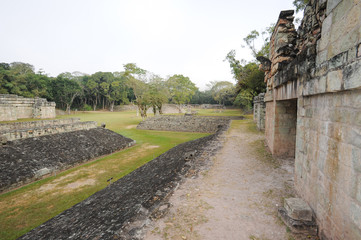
0, 128, 135, 193
137, 115, 240, 133
0, 94, 56, 121
0, 118, 97, 143
18, 126, 227, 240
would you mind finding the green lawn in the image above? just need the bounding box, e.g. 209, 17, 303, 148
0, 109, 242, 239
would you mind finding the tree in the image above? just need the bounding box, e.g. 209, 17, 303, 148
190, 89, 217, 104
208, 81, 235, 105
148, 74, 169, 115
50, 76, 82, 114
225, 52, 265, 109
242, 24, 274, 58
167, 74, 197, 113
293, 0, 309, 13
10, 62, 35, 75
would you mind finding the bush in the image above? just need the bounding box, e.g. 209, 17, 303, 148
82, 104, 93, 111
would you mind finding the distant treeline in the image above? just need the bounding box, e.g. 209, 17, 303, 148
0, 61, 265, 116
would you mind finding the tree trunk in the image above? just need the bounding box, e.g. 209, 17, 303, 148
110, 101, 115, 112
66, 104, 71, 115
93, 95, 97, 111
177, 104, 182, 113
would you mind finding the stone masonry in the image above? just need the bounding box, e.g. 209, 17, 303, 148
257, 0, 361, 239
18, 126, 226, 239
0, 94, 56, 121
0, 118, 97, 143
137, 115, 236, 133
253, 93, 266, 131
0, 128, 135, 193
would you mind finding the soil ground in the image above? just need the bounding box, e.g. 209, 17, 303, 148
145, 120, 297, 240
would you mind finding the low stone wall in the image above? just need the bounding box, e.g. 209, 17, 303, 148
0, 118, 80, 131
1, 121, 97, 143
0, 94, 56, 121
0, 128, 135, 193
114, 104, 226, 114
0, 118, 98, 142
19, 125, 227, 239
137, 115, 235, 133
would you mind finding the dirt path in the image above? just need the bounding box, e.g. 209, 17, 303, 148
145, 120, 296, 240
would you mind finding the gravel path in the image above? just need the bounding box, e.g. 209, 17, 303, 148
145, 120, 296, 240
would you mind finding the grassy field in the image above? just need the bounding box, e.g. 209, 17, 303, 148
0, 109, 242, 240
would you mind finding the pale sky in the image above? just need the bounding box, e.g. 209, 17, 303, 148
1, 0, 297, 90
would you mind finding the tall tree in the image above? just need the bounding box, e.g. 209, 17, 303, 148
148, 74, 169, 115
293, 0, 309, 13
167, 74, 197, 113
50, 76, 82, 114
208, 81, 235, 105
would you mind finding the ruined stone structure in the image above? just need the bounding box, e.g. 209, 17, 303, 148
0, 94, 56, 121
253, 93, 266, 131
0, 127, 135, 193
18, 125, 227, 239
137, 115, 237, 133
0, 118, 97, 143
257, 0, 361, 239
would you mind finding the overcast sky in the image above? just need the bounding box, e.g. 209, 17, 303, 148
1, 0, 297, 90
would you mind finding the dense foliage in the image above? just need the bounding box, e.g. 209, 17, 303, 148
0, 62, 235, 116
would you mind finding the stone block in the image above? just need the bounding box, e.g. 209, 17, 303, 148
326, 0, 342, 15
329, 51, 348, 69
349, 127, 361, 149
319, 13, 332, 52
326, 70, 342, 92
278, 207, 317, 236
352, 147, 361, 172
284, 198, 313, 221
339, 27, 360, 55
343, 61, 361, 90
350, 201, 361, 229
35, 168, 52, 178
316, 49, 328, 66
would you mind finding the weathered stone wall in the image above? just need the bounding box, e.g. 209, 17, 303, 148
296, 89, 361, 239
0, 118, 97, 142
0, 94, 56, 121
114, 104, 226, 114
137, 115, 234, 133
18, 126, 226, 239
253, 93, 266, 131
259, 0, 361, 239
0, 118, 80, 131
0, 128, 135, 193
274, 99, 297, 157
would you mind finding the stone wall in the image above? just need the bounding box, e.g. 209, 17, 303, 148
253, 93, 266, 131
0, 118, 97, 142
296, 90, 361, 239
0, 128, 135, 193
0, 94, 56, 121
114, 104, 226, 114
18, 126, 226, 239
137, 115, 234, 133
259, 0, 361, 239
